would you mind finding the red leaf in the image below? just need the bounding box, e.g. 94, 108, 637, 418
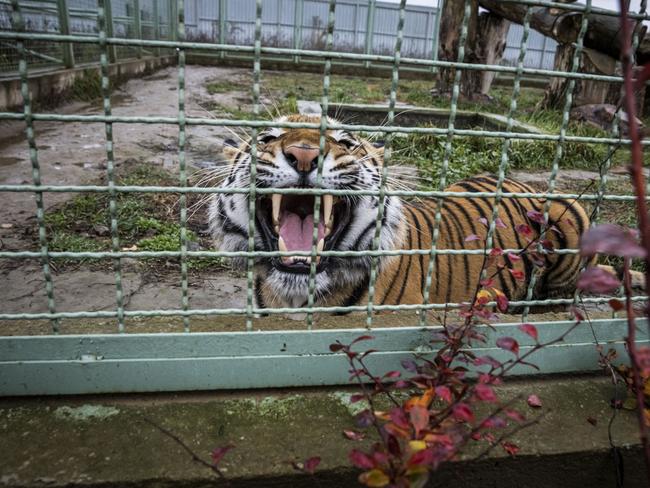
518, 323, 538, 341
527, 394, 542, 408
609, 299, 624, 311
509, 269, 525, 281
490, 248, 503, 257
389, 407, 410, 430
211, 445, 235, 466
349, 449, 375, 469
474, 383, 498, 403
465, 234, 481, 242
527, 210, 545, 225
507, 253, 522, 262
482, 416, 507, 429
329, 343, 344, 352
350, 394, 366, 404
505, 409, 526, 423
478, 217, 489, 226
351, 335, 375, 344
343, 430, 365, 441
495, 217, 507, 229
408, 448, 435, 467
496, 336, 519, 355
303, 456, 321, 474
515, 224, 533, 236
383, 370, 401, 379
435, 386, 452, 403
452, 403, 475, 423
474, 355, 502, 368
409, 405, 430, 437
576, 266, 621, 294
502, 441, 520, 456
401, 359, 418, 372
355, 410, 374, 428
495, 293, 509, 313
580, 224, 646, 258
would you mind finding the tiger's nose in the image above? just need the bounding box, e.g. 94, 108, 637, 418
284, 145, 320, 173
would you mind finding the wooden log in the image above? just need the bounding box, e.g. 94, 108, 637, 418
476, 12, 511, 95
478, 0, 647, 62
436, 1, 510, 100
437, 0, 479, 96
540, 46, 618, 109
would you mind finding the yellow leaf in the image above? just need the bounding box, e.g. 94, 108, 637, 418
359, 469, 390, 488
476, 289, 491, 300
409, 440, 427, 452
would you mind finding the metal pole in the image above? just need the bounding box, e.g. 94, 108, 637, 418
364, 0, 376, 69
293, 0, 303, 64
540, 34, 548, 69
153, 0, 160, 55
219, 0, 226, 59
133, 0, 142, 57
104, 0, 117, 62
56, 0, 75, 68
431, 0, 443, 73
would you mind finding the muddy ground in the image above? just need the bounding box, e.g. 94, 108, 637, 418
0, 65, 637, 334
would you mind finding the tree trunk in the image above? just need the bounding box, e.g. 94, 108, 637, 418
540, 46, 619, 109
476, 12, 511, 95
436, 1, 510, 100
479, 0, 647, 61
437, 0, 479, 97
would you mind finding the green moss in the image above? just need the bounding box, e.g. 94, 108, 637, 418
206, 80, 246, 94
70, 69, 103, 102
43, 162, 225, 273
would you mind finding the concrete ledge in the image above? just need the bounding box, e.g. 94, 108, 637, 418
0, 376, 645, 487
0, 56, 175, 111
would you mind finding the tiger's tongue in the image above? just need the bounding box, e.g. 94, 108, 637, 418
279, 212, 324, 251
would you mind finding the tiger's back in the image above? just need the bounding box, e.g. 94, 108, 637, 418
372, 175, 590, 306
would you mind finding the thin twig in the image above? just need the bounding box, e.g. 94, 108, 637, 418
143, 417, 227, 481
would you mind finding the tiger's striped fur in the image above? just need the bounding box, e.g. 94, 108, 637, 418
208, 114, 591, 311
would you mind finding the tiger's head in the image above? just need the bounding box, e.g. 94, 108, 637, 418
208, 114, 408, 309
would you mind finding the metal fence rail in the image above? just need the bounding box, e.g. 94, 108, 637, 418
0, 0, 560, 74
0, 0, 648, 395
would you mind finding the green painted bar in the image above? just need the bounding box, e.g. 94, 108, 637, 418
56, 0, 74, 68
0, 320, 646, 395
133, 0, 143, 58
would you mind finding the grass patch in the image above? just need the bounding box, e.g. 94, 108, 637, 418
391, 130, 615, 184
70, 69, 103, 102
44, 163, 225, 272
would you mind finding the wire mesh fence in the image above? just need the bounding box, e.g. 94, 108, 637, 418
0, 0, 649, 394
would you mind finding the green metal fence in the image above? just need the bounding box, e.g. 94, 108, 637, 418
0, 0, 174, 73
0, 0, 649, 395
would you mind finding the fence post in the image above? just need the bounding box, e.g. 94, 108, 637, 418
539, 34, 548, 69
56, 0, 75, 68
169, 0, 177, 41
431, 0, 443, 73
104, 0, 117, 62
363, 0, 375, 69
153, 0, 160, 55
219, 0, 226, 58
133, 0, 142, 57
293, 0, 303, 64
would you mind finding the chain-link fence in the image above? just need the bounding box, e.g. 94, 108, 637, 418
0, 0, 649, 395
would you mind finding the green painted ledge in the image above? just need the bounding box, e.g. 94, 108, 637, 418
0, 376, 646, 487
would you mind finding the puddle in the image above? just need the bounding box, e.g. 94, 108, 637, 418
0, 157, 22, 167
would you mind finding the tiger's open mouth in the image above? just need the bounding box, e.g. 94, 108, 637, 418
256, 192, 352, 273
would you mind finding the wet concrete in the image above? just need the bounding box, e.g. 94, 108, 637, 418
0, 66, 252, 319
0, 376, 645, 487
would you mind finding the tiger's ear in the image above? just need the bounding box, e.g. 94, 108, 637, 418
222, 138, 241, 163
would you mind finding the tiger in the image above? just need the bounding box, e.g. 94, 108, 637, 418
208, 114, 595, 312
